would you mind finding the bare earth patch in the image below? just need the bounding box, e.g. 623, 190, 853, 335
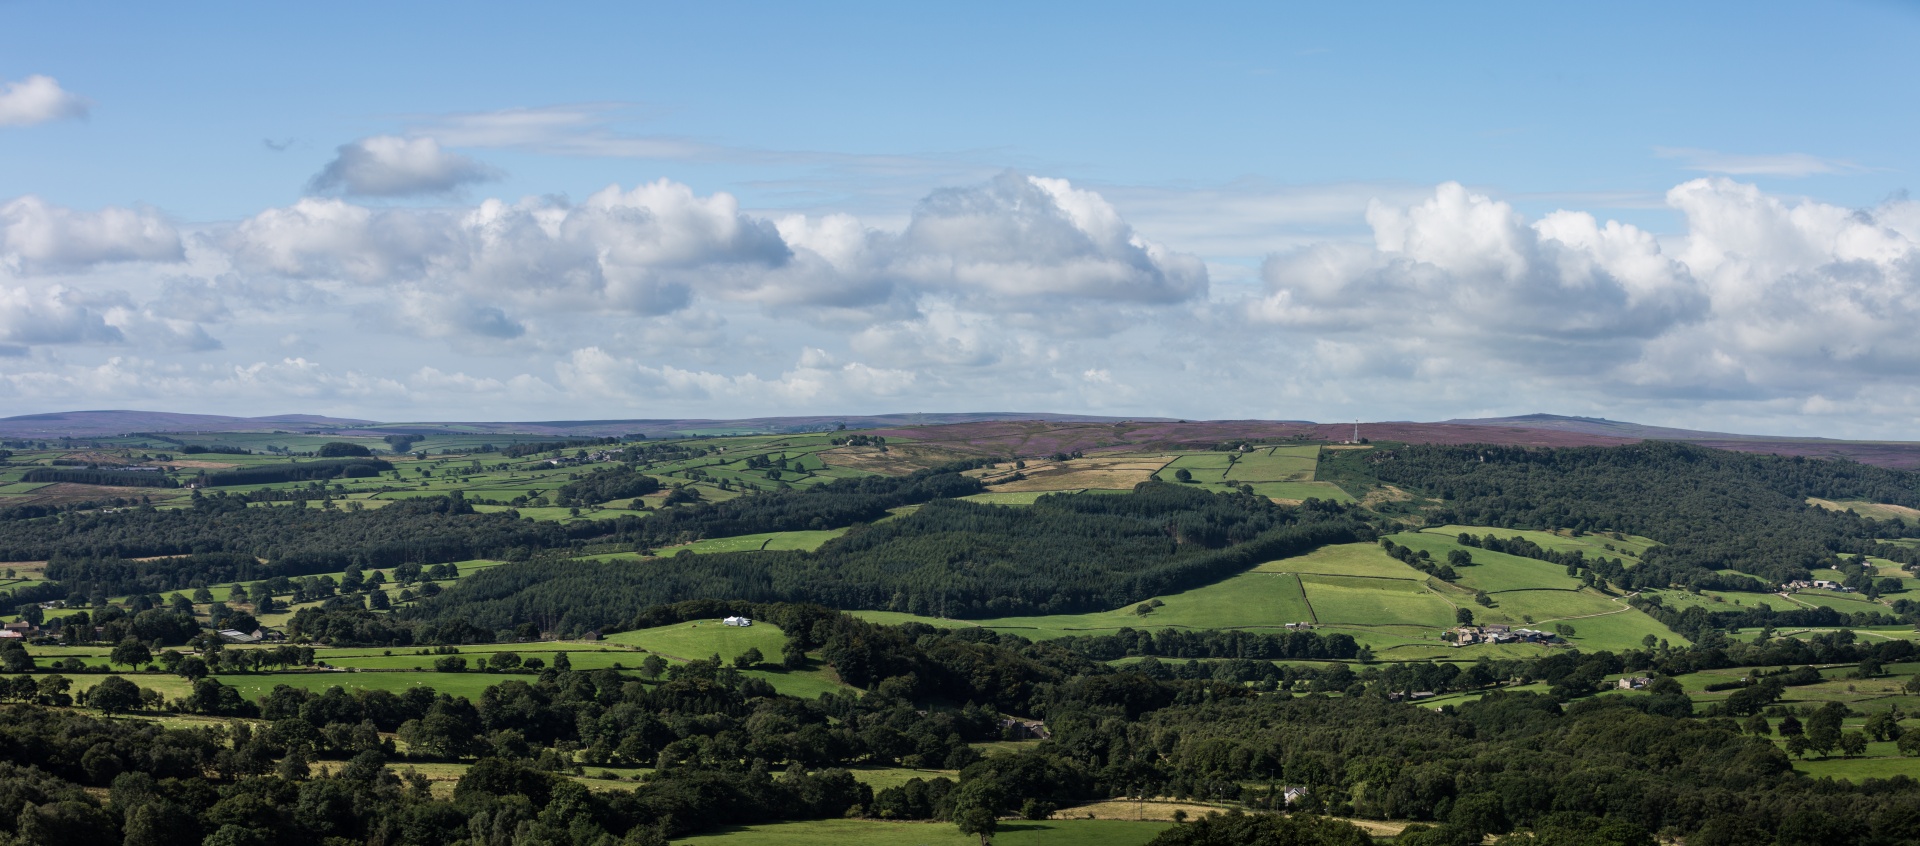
1359, 484, 1413, 509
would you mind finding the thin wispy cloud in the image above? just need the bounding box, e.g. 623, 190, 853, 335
1655, 147, 1872, 177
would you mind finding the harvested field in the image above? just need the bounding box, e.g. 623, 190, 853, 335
986, 456, 1171, 491
1808, 498, 1920, 523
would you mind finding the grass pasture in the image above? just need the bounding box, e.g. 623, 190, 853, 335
1300, 574, 1458, 628
604, 619, 788, 663
660, 529, 848, 556
1238, 481, 1354, 503
1253, 542, 1427, 581
1392, 530, 1583, 592
1421, 524, 1660, 564
959, 490, 1079, 505
1223, 445, 1320, 482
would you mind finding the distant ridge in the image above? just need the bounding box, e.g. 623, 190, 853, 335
0, 410, 375, 438
1441, 413, 1807, 442
5, 408, 1916, 470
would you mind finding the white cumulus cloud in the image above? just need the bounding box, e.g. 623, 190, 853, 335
0, 75, 89, 127
1, 196, 184, 273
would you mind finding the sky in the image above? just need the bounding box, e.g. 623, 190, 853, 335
2, 2, 1918, 436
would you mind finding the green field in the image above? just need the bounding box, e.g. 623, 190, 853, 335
1253, 542, 1431, 580
605, 619, 790, 663
959, 491, 1078, 505
1223, 445, 1320, 482
678, 818, 1169, 846
1391, 531, 1585, 591
1239, 481, 1354, 502
662, 529, 849, 555
1300, 574, 1457, 628
1421, 525, 1660, 563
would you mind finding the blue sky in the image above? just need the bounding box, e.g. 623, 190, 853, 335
2, 2, 1918, 435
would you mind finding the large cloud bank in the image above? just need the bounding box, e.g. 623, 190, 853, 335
4, 171, 1918, 433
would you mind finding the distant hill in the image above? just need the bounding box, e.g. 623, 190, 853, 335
1441, 413, 1799, 442
0, 410, 374, 438
7, 408, 1917, 470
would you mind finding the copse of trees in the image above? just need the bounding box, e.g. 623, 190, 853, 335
201, 457, 393, 486
554, 465, 662, 506
316, 441, 374, 457
502, 436, 630, 459
21, 468, 178, 488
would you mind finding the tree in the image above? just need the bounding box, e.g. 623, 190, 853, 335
783, 640, 809, 669
175, 656, 209, 680
641, 655, 668, 679
1865, 710, 1903, 742
1806, 723, 1841, 758
110, 638, 152, 671
734, 647, 764, 669
1839, 731, 1869, 758
88, 675, 141, 714
951, 777, 1005, 846
1454, 608, 1474, 626
1173, 469, 1193, 483
277, 748, 311, 780
0, 641, 34, 673
1899, 730, 1920, 757
1785, 733, 1810, 759
1744, 714, 1771, 736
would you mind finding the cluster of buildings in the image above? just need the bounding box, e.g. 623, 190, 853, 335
0, 620, 40, 640
1449, 624, 1560, 646
1781, 579, 1852, 593
217, 628, 286, 644
544, 450, 623, 467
